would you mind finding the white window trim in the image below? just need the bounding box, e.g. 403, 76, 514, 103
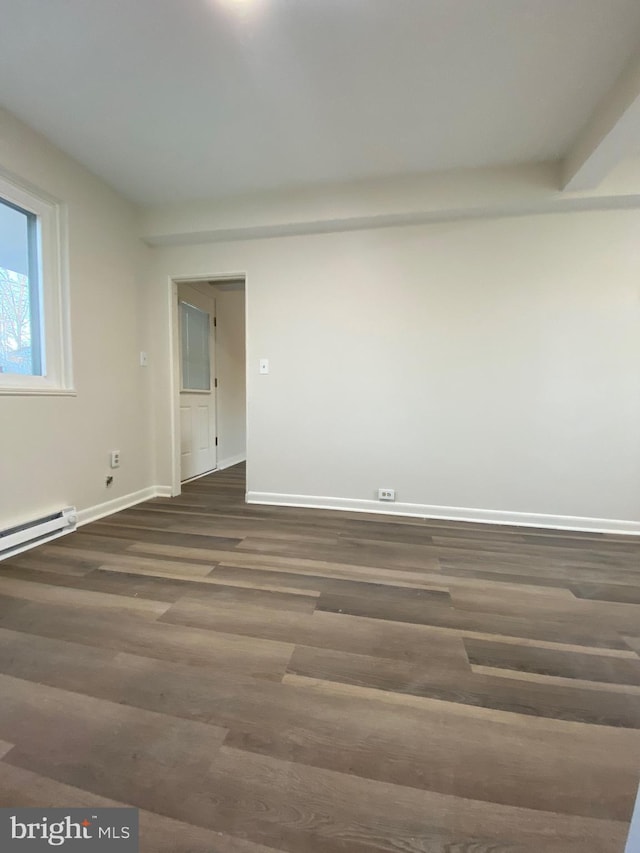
0, 169, 73, 395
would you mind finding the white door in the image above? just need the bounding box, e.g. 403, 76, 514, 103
179, 289, 217, 481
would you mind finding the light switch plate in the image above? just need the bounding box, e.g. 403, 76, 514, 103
259, 358, 269, 374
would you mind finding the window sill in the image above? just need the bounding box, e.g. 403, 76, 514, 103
0, 387, 77, 397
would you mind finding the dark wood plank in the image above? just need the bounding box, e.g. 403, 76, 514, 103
464, 637, 640, 686
287, 644, 640, 727
0, 763, 283, 853
571, 582, 640, 604
315, 590, 630, 649
0, 673, 228, 790
0, 574, 170, 617
0, 598, 295, 679
86, 522, 242, 551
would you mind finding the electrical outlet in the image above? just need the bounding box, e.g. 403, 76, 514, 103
378, 488, 395, 502
110, 450, 120, 469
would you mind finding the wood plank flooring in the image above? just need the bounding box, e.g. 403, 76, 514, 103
0, 463, 639, 852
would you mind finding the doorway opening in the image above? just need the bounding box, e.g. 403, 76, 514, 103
169, 275, 246, 496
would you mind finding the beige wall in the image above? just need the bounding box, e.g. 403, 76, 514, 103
147, 210, 640, 530
0, 108, 154, 527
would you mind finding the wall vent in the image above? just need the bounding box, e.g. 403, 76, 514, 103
0, 507, 77, 561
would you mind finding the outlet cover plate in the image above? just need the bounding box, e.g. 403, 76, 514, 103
378, 488, 395, 502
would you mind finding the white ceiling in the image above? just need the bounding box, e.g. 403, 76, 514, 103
2, 0, 640, 206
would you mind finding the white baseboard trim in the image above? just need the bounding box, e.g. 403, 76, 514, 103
76, 486, 173, 527
154, 486, 173, 498
217, 453, 246, 471
246, 491, 640, 536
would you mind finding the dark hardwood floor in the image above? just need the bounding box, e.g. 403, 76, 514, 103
0, 463, 639, 852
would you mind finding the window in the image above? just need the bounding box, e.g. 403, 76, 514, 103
0, 198, 41, 376
0, 172, 71, 393
180, 301, 211, 391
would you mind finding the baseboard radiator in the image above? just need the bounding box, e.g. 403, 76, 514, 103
0, 507, 77, 561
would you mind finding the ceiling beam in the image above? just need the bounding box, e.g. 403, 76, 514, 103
562, 51, 640, 191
